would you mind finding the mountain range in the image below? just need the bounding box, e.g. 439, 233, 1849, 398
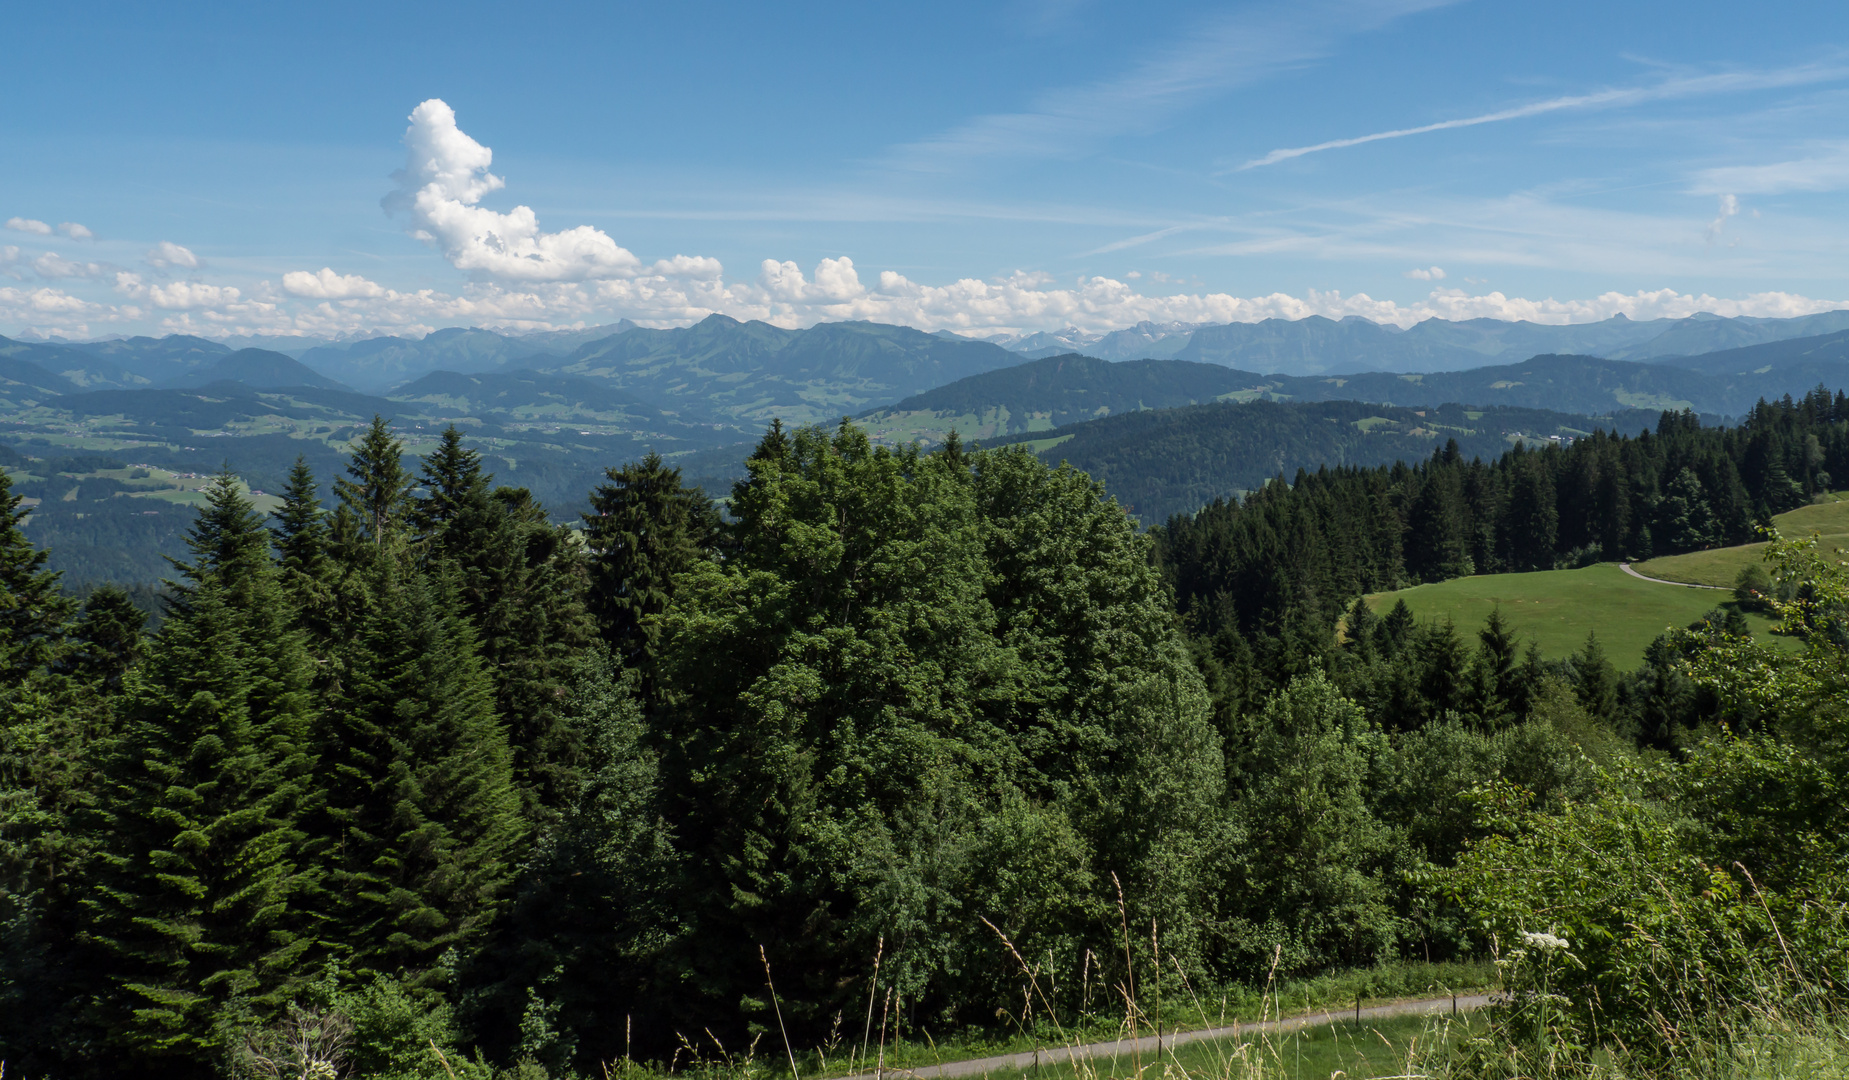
860, 333, 1849, 446
984, 310, 1849, 373
9, 308, 1849, 586
11, 307, 1849, 396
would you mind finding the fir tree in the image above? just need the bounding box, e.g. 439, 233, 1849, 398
272, 457, 330, 586
316, 554, 524, 978
168, 469, 271, 603
582, 452, 718, 666
80, 483, 318, 1070
63, 584, 146, 690
414, 431, 596, 814
335, 415, 415, 547
0, 464, 74, 681
411, 425, 492, 545
1571, 631, 1619, 719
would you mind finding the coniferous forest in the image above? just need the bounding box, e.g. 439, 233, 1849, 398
4, 398, 1849, 1078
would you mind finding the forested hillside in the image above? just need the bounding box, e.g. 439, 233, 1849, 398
982, 398, 1658, 523
5, 390, 1849, 1077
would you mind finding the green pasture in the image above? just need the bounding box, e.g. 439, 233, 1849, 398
1365, 562, 1780, 669
1634, 492, 1849, 588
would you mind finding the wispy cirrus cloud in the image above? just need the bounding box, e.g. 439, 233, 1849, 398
1235, 58, 1849, 170
883, 0, 1459, 172
1690, 143, 1849, 195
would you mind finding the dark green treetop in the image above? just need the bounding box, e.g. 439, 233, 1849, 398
335, 415, 415, 547
81, 480, 319, 1069
582, 451, 718, 667
0, 464, 74, 681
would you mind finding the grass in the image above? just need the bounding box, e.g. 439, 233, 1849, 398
809, 960, 1495, 1080
1364, 562, 1783, 669
1634, 492, 1849, 588
935, 1012, 1482, 1080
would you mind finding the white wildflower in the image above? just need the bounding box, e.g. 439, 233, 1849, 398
1521, 931, 1571, 951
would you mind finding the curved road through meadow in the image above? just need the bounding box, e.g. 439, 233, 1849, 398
862, 993, 1493, 1079
1619, 562, 1728, 590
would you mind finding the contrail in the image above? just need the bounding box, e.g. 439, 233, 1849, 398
1234, 61, 1849, 171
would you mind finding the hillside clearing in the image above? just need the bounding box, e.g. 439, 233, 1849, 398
1364, 562, 1783, 668
1633, 492, 1849, 587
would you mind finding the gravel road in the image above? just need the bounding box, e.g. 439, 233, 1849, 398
1620, 562, 1728, 589
856, 993, 1493, 1079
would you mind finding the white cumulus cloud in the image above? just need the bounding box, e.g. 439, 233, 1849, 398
758, 257, 868, 304
146, 241, 201, 270
651, 254, 725, 279
57, 222, 93, 240
33, 252, 111, 279
282, 267, 390, 300
115, 271, 243, 310
5, 217, 53, 236
383, 99, 645, 282
1405, 266, 1446, 280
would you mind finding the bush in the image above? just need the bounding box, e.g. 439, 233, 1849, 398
233, 964, 490, 1080
1736, 561, 1775, 611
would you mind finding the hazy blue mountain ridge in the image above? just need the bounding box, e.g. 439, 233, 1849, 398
990, 310, 1849, 375
549, 314, 1026, 426
159, 349, 353, 391
1652, 327, 1849, 375
860, 334, 1849, 446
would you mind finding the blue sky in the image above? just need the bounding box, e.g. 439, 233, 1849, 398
5, 0, 1848, 340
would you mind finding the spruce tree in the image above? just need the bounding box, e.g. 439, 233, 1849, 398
582, 452, 718, 666
335, 415, 415, 547
1471, 606, 1525, 722
63, 584, 146, 689
411, 425, 492, 543
414, 429, 596, 814
0, 469, 91, 1069
0, 464, 74, 681
1571, 631, 1619, 719
316, 552, 523, 978
1501, 452, 1559, 571
272, 456, 330, 585
1404, 470, 1473, 581
80, 478, 318, 1070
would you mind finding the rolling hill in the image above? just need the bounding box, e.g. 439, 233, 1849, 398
548, 314, 1024, 425
861, 334, 1849, 446
974, 398, 1656, 525
390, 369, 690, 432
160, 348, 353, 391
859, 353, 1259, 442
297, 325, 631, 390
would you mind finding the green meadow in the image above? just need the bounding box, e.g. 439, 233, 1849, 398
1633, 491, 1849, 588
1364, 562, 1779, 669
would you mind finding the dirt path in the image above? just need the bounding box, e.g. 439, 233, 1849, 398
861, 994, 1493, 1079
1620, 562, 1728, 590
